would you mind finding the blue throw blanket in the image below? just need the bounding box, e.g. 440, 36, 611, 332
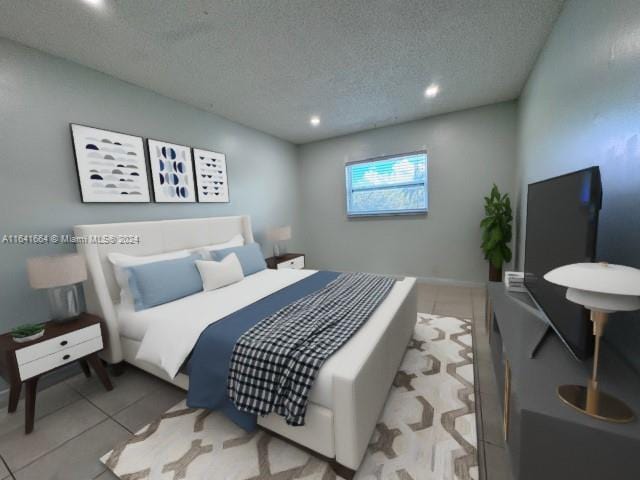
186, 271, 339, 431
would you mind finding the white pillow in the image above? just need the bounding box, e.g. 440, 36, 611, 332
195, 254, 244, 292
108, 250, 190, 307
197, 234, 244, 259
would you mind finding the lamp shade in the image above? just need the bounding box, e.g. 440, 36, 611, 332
27, 253, 87, 289
544, 262, 640, 312
544, 263, 640, 295
565, 288, 640, 312
267, 226, 292, 242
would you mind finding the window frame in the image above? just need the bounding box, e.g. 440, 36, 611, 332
345, 150, 428, 218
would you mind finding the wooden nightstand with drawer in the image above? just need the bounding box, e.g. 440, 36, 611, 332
266, 253, 305, 270
0, 313, 113, 433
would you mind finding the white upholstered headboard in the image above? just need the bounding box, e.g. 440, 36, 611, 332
73, 215, 253, 363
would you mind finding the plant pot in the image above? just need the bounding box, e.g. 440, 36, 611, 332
12, 330, 45, 343
489, 263, 502, 282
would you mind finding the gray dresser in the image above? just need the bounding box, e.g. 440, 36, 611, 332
487, 282, 640, 479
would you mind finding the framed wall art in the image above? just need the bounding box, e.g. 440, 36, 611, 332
70, 124, 151, 203
147, 139, 196, 202
193, 148, 229, 203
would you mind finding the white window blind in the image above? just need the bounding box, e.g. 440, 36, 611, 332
345, 152, 428, 217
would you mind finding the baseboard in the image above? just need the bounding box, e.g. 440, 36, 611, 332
415, 276, 486, 288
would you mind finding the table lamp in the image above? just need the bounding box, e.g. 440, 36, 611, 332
267, 226, 291, 258
544, 262, 640, 423
27, 253, 87, 322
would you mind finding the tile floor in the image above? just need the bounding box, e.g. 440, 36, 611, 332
0, 282, 511, 480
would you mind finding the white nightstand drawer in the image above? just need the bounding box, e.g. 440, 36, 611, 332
15, 324, 101, 365
276, 256, 305, 270
18, 337, 103, 381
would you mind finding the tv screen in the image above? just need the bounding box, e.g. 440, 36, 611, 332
524, 167, 602, 360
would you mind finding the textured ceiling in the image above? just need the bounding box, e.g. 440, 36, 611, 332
0, 0, 563, 144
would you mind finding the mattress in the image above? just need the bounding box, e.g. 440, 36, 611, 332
115, 269, 413, 410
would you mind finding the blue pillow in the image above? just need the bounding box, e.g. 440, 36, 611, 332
127, 253, 203, 311
211, 243, 267, 276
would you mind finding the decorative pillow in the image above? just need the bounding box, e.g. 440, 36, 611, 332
211, 243, 267, 276
195, 254, 244, 292
126, 253, 203, 311
108, 250, 190, 307
197, 234, 244, 258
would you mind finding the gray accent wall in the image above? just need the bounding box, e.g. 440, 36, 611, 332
0, 38, 300, 333
516, 0, 640, 372
298, 102, 517, 283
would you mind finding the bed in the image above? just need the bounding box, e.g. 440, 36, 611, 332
74, 215, 417, 475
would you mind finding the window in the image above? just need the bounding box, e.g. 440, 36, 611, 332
345, 151, 428, 217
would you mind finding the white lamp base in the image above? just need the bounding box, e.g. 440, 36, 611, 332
48, 284, 83, 322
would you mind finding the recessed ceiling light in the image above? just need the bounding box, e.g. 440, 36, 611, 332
310, 116, 320, 127
83, 0, 105, 8
424, 84, 440, 98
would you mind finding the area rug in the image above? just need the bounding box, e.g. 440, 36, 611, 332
101, 314, 477, 480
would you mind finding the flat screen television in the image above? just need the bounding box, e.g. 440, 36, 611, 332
524, 167, 602, 360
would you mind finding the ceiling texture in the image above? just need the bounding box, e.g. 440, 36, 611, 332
0, 0, 563, 144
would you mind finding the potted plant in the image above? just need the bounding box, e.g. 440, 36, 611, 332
11, 323, 45, 343
481, 184, 512, 282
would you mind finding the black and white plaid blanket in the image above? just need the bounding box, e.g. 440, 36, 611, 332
227, 272, 396, 426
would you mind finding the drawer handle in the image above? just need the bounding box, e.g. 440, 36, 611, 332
62, 354, 71, 361
60, 340, 68, 346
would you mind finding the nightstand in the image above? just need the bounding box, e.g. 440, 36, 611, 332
266, 253, 306, 270
0, 313, 112, 433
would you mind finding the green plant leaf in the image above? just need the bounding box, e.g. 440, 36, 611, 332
480, 217, 494, 229
489, 249, 503, 269
502, 244, 512, 263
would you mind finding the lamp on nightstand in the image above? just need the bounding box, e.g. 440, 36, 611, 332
27, 253, 87, 322
544, 262, 640, 423
267, 226, 291, 258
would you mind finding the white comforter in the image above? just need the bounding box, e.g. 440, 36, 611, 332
135, 268, 315, 378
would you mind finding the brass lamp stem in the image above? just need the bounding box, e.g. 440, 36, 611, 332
590, 310, 608, 389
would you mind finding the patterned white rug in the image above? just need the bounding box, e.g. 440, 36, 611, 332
101, 314, 477, 480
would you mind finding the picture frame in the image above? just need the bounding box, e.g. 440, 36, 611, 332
147, 139, 196, 203
193, 148, 230, 203
70, 124, 151, 203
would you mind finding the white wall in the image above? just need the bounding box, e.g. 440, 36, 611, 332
298, 102, 517, 284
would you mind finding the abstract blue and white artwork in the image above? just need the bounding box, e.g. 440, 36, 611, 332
193, 148, 229, 203
148, 139, 196, 203
71, 124, 151, 203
